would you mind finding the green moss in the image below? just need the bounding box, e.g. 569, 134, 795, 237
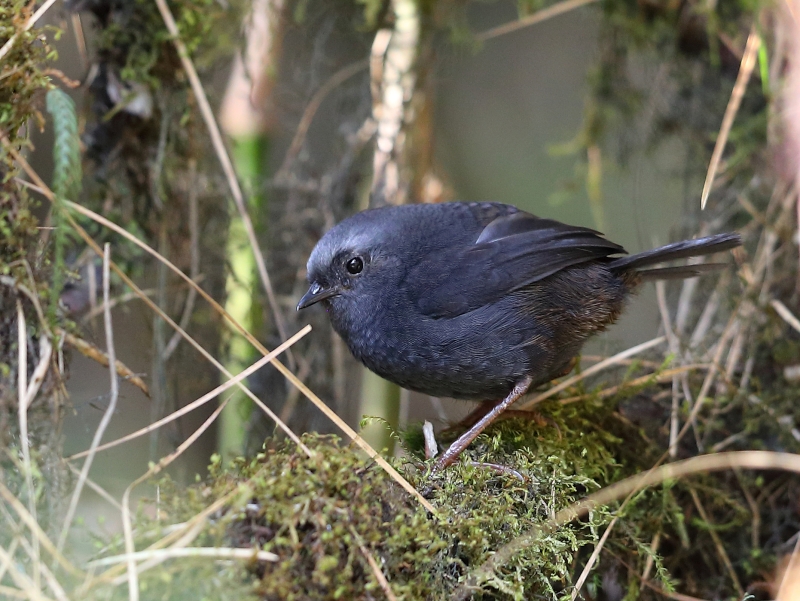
92, 0, 231, 88
104, 394, 677, 600
0, 1, 56, 274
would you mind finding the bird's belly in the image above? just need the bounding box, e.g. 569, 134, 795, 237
342, 319, 550, 401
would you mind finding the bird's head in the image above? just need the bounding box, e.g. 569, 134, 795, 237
296, 209, 405, 316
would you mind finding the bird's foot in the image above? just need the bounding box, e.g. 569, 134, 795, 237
430, 376, 533, 474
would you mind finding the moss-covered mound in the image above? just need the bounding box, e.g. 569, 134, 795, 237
137, 397, 669, 601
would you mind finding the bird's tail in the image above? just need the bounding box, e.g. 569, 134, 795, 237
608, 232, 741, 281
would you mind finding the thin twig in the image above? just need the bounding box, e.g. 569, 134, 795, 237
82, 287, 165, 322
733, 468, 761, 550
152, 0, 294, 368
57, 244, 121, 554
277, 59, 369, 178
16, 300, 41, 592
476, 0, 600, 41
677, 308, 741, 444
656, 280, 681, 458
70, 14, 88, 73
701, 29, 760, 209
163, 159, 200, 360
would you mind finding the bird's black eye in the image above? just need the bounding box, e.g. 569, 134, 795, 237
346, 257, 364, 275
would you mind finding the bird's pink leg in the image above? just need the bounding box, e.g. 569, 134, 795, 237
432, 375, 533, 472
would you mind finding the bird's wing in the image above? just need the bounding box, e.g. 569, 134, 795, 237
407, 211, 627, 318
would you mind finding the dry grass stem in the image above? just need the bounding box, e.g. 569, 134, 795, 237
65, 463, 123, 511
771, 299, 800, 333
87, 547, 279, 568
701, 29, 760, 209
640, 531, 662, 587
689, 282, 723, 348
603, 548, 711, 601
0, 276, 49, 336
58, 245, 120, 553
67, 326, 311, 461
0, 584, 52, 601
518, 336, 666, 410
57, 329, 150, 396
580, 355, 662, 369
81, 287, 163, 322
777, 534, 800, 600
349, 526, 399, 601
0, 544, 50, 601
152, 0, 293, 365
0, 537, 20, 588
0, 481, 81, 576
15, 300, 41, 593
570, 515, 619, 600
70, 13, 88, 71
557, 364, 710, 405
688, 488, 744, 595
476, 0, 600, 41
20, 334, 52, 412
678, 309, 740, 444
423, 421, 438, 459
119, 395, 231, 600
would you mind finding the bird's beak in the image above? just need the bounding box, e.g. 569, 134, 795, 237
296, 282, 339, 310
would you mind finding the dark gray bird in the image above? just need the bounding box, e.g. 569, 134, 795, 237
297, 202, 741, 469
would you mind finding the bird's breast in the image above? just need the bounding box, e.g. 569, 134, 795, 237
330, 297, 543, 400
